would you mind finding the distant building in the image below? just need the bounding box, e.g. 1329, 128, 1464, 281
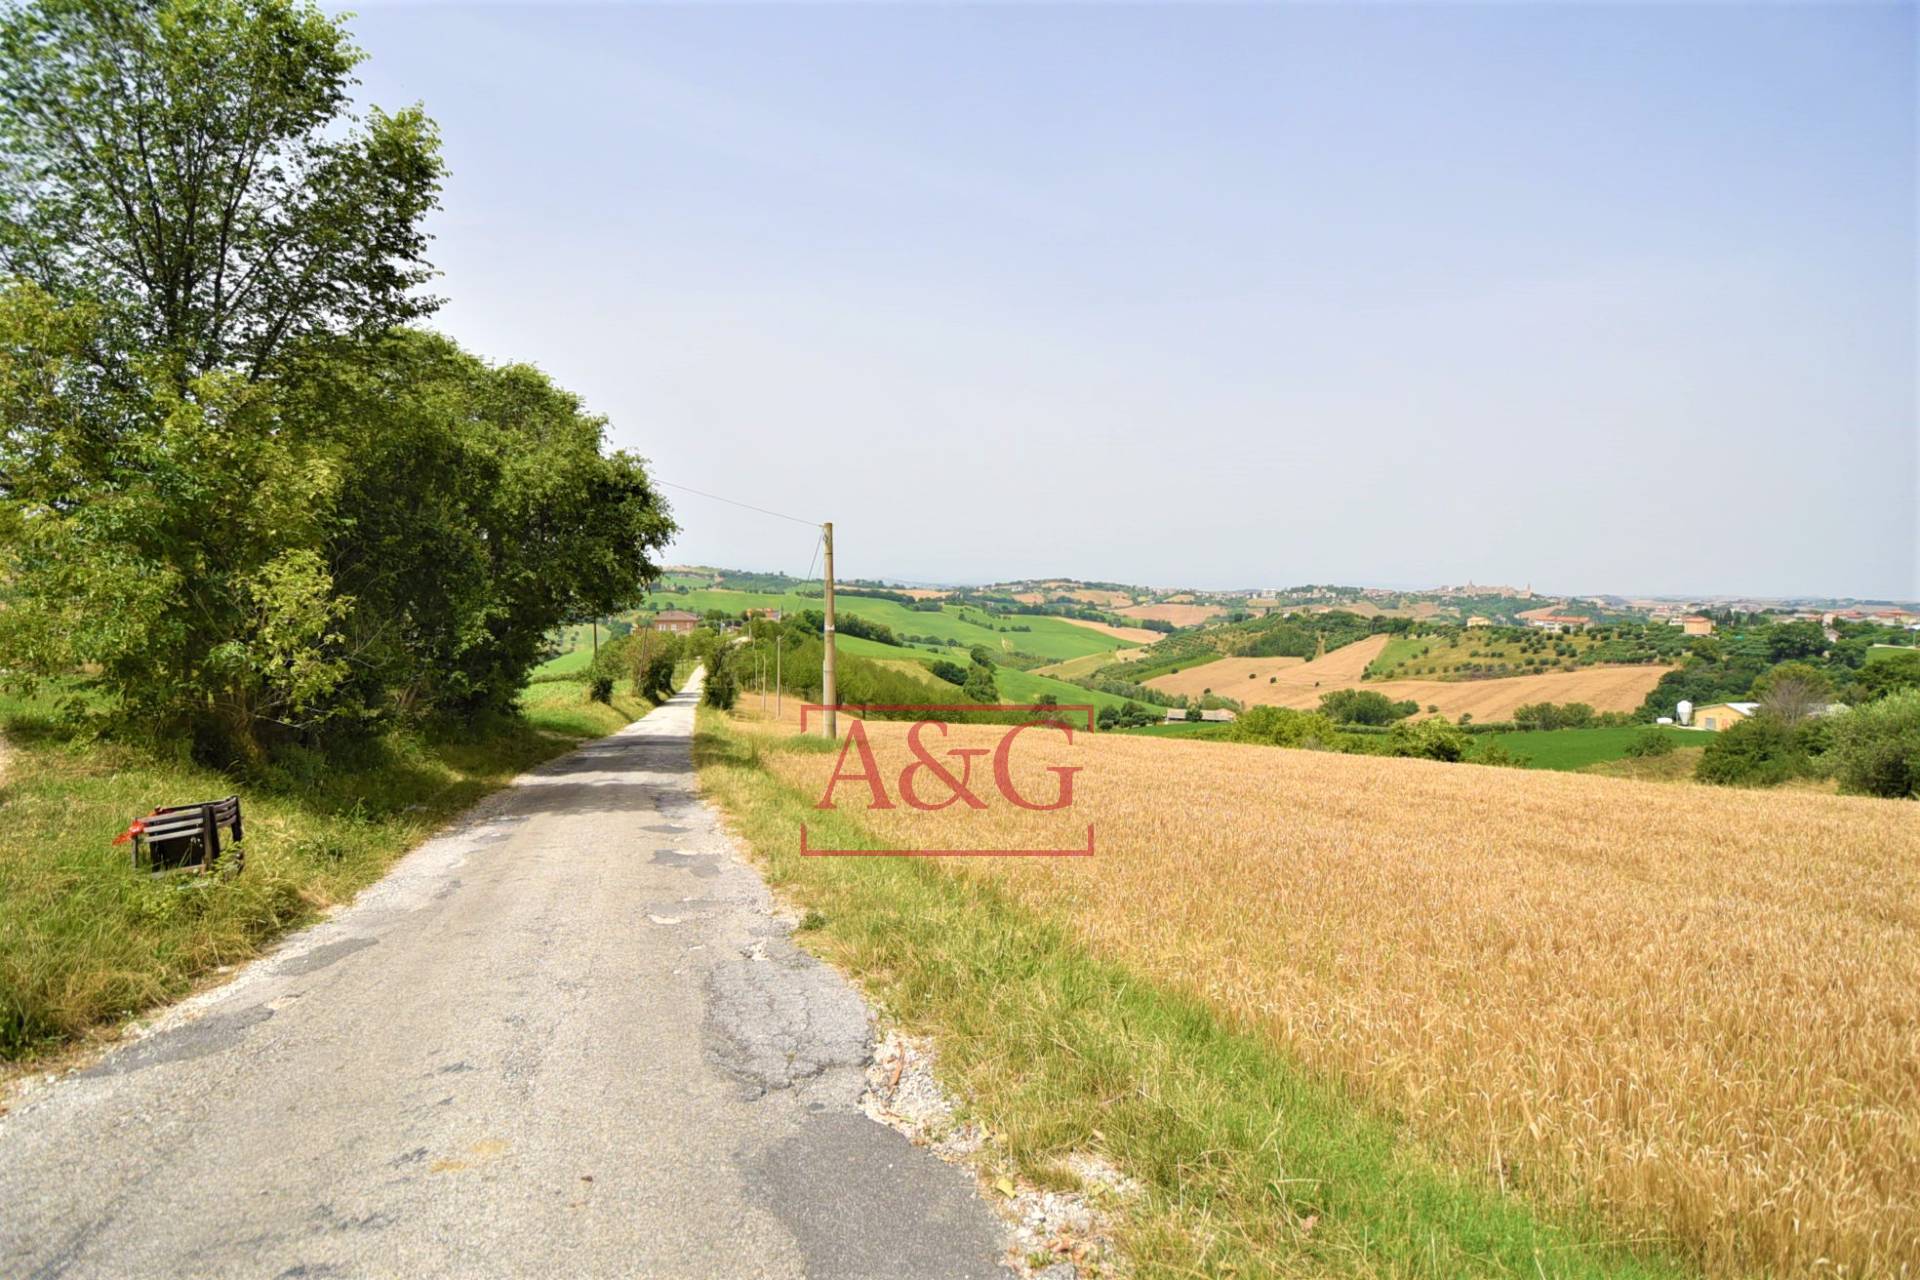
1165, 708, 1238, 724
651, 609, 700, 634
1691, 701, 1758, 732
1525, 613, 1591, 634
1679, 615, 1715, 636
1689, 700, 1846, 731
1466, 615, 1492, 628
747, 607, 783, 623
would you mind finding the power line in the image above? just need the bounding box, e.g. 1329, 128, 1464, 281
655, 479, 820, 529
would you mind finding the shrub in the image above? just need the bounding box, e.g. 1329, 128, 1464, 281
1827, 691, 1920, 799
1473, 739, 1525, 768
1230, 705, 1343, 750
1624, 727, 1675, 758
1697, 715, 1806, 788
1385, 718, 1470, 762
1319, 688, 1417, 725
588, 675, 614, 704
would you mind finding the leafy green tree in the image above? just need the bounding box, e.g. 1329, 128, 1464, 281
968, 644, 996, 669
1851, 650, 1920, 703
0, 0, 443, 379
0, 299, 672, 758
641, 652, 679, 702
961, 661, 998, 703
1230, 705, 1342, 749
702, 647, 738, 710
1827, 691, 1920, 799
928, 659, 967, 686
1765, 619, 1828, 663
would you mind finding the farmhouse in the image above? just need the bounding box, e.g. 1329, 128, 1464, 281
1165, 708, 1238, 724
1526, 613, 1591, 634
651, 609, 700, 634
1466, 615, 1493, 628
1688, 700, 1848, 731
1690, 701, 1758, 731
1678, 615, 1715, 636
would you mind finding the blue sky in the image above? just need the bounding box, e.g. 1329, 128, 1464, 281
346, 2, 1916, 599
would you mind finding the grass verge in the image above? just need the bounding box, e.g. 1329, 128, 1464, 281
0, 676, 660, 1064
694, 710, 1687, 1279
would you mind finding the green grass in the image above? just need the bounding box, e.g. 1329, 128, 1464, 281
694, 712, 1688, 1279
827, 634, 1140, 714
644, 588, 1130, 661
0, 678, 665, 1062
1477, 725, 1700, 772
1114, 721, 1234, 739
1866, 642, 1920, 662
532, 644, 595, 676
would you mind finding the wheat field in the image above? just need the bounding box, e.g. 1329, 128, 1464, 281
1147, 634, 1672, 720
751, 717, 1920, 1276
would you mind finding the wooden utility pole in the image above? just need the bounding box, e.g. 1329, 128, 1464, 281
591, 619, 599, 660
775, 633, 783, 719
821, 521, 837, 740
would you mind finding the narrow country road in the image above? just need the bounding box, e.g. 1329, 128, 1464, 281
0, 677, 1012, 1279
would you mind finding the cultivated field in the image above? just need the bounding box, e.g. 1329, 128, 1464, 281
1142, 654, 1307, 695
644, 588, 1134, 661
1033, 649, 1142, 680
1049, 616, 1162, 645
1149, 635, 1672, 720
1116, 601, 1224, 627
1146, 633, 1386, 699
748, 718, 1920, 1276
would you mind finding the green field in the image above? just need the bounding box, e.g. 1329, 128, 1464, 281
820, 633, 1140, 713
1478, 724, 1701, 771
1866, 642, 1920, 662
1116, 721, 1233, 739
645, 588, 1130, 661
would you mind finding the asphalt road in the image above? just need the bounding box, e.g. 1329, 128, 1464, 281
0, 677, 1012, 1279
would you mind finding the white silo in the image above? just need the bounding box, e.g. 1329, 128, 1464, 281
1676, 699, 1693, 727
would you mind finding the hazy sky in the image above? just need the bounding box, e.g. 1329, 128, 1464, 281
345, 2, 1917, 600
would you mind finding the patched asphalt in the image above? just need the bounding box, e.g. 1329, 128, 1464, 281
0, 677, 1013, 1278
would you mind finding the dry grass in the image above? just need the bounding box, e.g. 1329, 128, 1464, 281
1048, 615, 1163, 645
1147, 633, 1385, 699
1033, 649, 1143, 679
1117, 601, 1224, 627
748, 716, 1920, 1276
1143, 654, 1307, 696
1148, 635, 1672, 720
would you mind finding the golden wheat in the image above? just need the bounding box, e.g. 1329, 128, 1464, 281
747, 716, 1920, 1276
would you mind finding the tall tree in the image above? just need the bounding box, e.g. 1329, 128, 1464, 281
0, 0, 443, 378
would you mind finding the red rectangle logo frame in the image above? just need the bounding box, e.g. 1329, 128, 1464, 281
796, 703, 1096, 857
